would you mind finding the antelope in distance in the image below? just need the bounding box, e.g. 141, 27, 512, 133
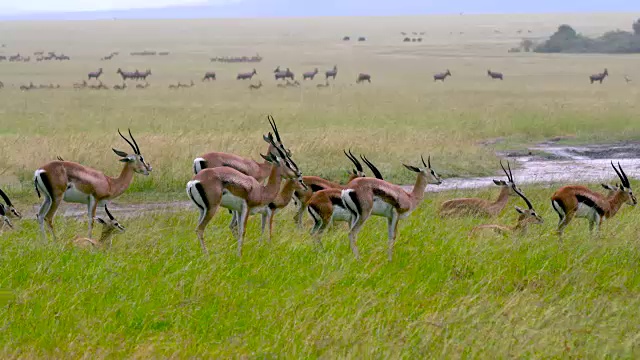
292, 149, 370, 228
303, 68, 319, 80
439, 161, 523, 218
341, 155, 442, 260
202, 72, 217, 81
275, 68, 295, 81
317, 80, 330, 88
193, 115, 291, 180
237, 69, 257, 80
72, 205, 125, 249
73, 80, 87, 89
88, 68, 103, 80
113, 83, 127, 90
136, 82, 150, 89
307, 154, 384, 241
186, 135, 304, 256
0, 188, 22, 229
326, 65, 338, 80
356, 73, 371, 83
134, 69, 152, 81
551, 162, 636, 238
249, 81, 263, 90
34, 129, 152, 240
487, 69, 503, 80
434, 69, 452, 82
590, 68, 608, 84
116, 68, 136, 81
469, 188, 543, 237
625, 75, 632, 83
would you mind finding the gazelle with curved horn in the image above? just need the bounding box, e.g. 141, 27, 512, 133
551, 162, 636, 237
469, 187, 543, 237
292, 149, 368, 228
186, 135, 304, 256
439, 161, 522, 218
0, 188, 22, 223
341, 155, 442, 260
307, 155, 384, 241
193, 115, 290, 180
34, 129, 152, 240
73, 205, 125, 249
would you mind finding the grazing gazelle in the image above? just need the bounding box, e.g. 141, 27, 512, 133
551, 162, 636, 237
186, 135, 304, 256
34, 129, 152, 240
73, 205, 125, 249
307, 155, 384, 241
249, 81, 263, 90
341, 155, 442, 260
469, 188, 543, 237
439, 161, 522, 218
193, 116, 290, 180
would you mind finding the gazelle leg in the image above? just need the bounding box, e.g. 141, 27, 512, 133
236, 202, 250, 257
43, 196, 62, 241
195, 205, 217, 255
37, 194, 53, 240
387, 211, 400, 262
294, 204, 306, 229
348, 209, 371, 260
229, 211, 238, 234
556, 212, 574, 239
267, 209, 275, 243
87, 196, 98, 238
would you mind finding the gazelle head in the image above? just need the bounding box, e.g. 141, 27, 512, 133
403, 155, 442, 185
0, 188, 21, 219
261, 134, 307, 190
112, 129, 152, 175
263, 115, 292, 157
494, 161, 522, 196
514, 187, 544, 225
446, 69, 452, 76
611, 161, 636, 206
94, 205, 125, 233
344, 149, 365, 178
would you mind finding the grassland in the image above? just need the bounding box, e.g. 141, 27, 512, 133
2, 13, 640, 358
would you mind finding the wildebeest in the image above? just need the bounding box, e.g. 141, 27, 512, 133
0, 56, 6, 61
325, 65, 338, 80
487, 69, 503, 80
88, 68, 103, 80
303, 68, 319, 80
590, 68, 608, 84
237, 69, 257, 80
434, 69, 452, 82
356, 73, 371, 83
116, 68, 137, 81
358, 37, 366, 42
275, 68, 294, 81
343, 36, 351, 41
134, 69, 152, 81
202, 72, 216, 81
403, 37, 411, 42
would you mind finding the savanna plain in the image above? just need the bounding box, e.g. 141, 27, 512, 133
2, 13, 640, 358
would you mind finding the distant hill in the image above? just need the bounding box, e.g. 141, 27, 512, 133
1, 0, 638, 21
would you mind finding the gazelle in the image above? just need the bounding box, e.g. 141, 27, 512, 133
249, 81, 263, 90
193, 115, 290, 180
34, 129, 152, 240
186, 135, 304, 256
307, 155, 384, 241
113, 83, 127, 90
73, 205, 125, 249
469, 188, 543, 237
0, 188, 21, 229
341, 156, 442, 260
439, 161, 522, 218
551, 162, 636, 237
292, 149, 371, 228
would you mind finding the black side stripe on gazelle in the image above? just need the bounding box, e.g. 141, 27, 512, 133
310, 184, 326, 193
194, 182, 209, 210
187, 186, 204, 212
552, 198, 566, 220
330, 196, 345, 207
35, 171, 55, 200
343, 191, 361, 217
576, 194, 605, 216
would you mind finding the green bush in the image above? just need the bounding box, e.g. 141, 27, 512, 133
535, 21, 640, 54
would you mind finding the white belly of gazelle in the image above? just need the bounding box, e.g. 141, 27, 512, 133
63, 183, 91, 204
576, 203, 598, 219
331, 205, 352, 223
220, 191, 245, 212
372, 197, 395, 218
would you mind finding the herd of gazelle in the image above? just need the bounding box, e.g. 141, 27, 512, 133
0, 117, 636, 259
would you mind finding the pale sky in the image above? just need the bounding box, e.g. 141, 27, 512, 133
0, 0, 213, 14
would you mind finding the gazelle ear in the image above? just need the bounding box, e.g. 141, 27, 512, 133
402, 164, 420, 173
119, 157, 133, 163
113, 148, 129, 157
515, 206, 525, 214
94, 217, 106, 224
493, 180, 504, 186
